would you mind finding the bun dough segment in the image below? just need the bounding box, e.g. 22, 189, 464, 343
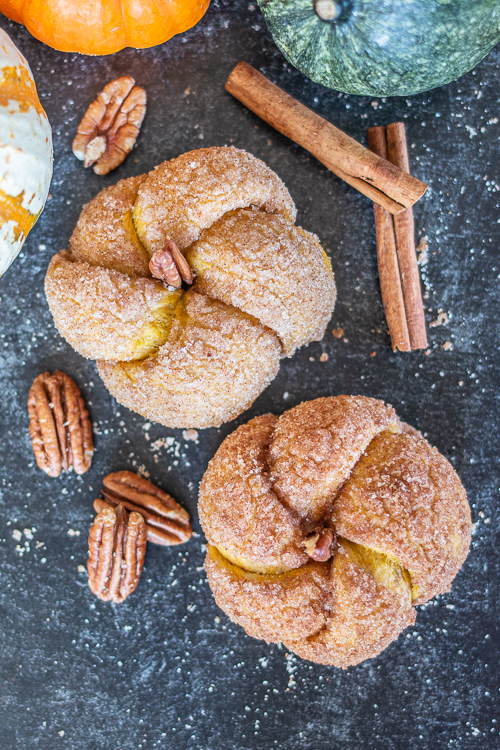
199, 396, 471, 667
45, 148, 336, 428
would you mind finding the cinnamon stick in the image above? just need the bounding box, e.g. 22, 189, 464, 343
225, 61, 427, 215
386, 123, 428, 349
367, 127, 411, 352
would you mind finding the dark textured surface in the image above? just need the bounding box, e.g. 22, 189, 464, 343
0, 2, 499, 748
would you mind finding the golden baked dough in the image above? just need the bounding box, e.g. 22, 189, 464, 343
283, 540, 415, 667
187, 208, 336, 356
132, 146, 297, 254
206, 546, 332, 643
199, 396, 471, 667
332, 425, 470, 604
44, 147, 336, 429
98, 292, 282, 430
198, 413, 307, 574
45, 250, 181, 361
70, 175, 150, 277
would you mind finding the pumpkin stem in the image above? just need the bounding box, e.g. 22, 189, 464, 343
314, 0, 340, 22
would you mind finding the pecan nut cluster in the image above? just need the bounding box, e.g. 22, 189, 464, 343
27, 374, 191, 603
72, 76, 147, 176
88, 471, 192, 602
27, 371, 94, 477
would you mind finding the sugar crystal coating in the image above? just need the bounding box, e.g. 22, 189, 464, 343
98, 292, 281, 429
187, 208, 336, 356
70, 175, 150, 277
45, 251, 180, 361
133, 146, 297, 254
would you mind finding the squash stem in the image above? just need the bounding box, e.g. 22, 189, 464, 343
314, 0, 340, 21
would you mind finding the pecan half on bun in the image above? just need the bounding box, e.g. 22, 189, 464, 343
28, 371, 93, 477
44, 147, 336, 429
198, 396, 471, 667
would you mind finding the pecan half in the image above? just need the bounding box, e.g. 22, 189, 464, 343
303, 528, 335, 562
28, 371, 94, 478
93, 470, 192, 546
72, 76, 147, 176
149, 238, 193, 289
88, 504, 147, 603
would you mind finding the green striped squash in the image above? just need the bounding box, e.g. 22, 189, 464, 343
258, 0, 500, 96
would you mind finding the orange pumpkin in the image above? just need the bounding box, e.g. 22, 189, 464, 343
0, 0, 211, 55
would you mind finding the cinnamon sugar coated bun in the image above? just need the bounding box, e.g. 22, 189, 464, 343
45, 147, 336, 429
199, 396, 471, 667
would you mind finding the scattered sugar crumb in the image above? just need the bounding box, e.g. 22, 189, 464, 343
12, 529, 22, 542
182, 429, 199, 443
416, 237, 429, 265
430, 310, 450, 327
67, 529, 80, 537
320, 353, 328, 362
332, 328, 344, 339
136, 465, 150, 478
151, 438, 166, 451
442, 341, 453, 351
285, 653, 297, 689
77, 565, 86, 573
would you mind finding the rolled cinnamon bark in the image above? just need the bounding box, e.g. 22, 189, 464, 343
225, 61, 427, 215
367, 126, 411, 352
386, 123, 428, 350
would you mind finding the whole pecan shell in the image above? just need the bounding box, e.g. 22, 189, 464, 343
88, 504, 147, 603
72, 76, 147, 176
94, 470, 192, 546
27, 371, 94, 478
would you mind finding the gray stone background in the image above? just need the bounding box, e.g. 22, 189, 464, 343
0, 1, 498, 748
